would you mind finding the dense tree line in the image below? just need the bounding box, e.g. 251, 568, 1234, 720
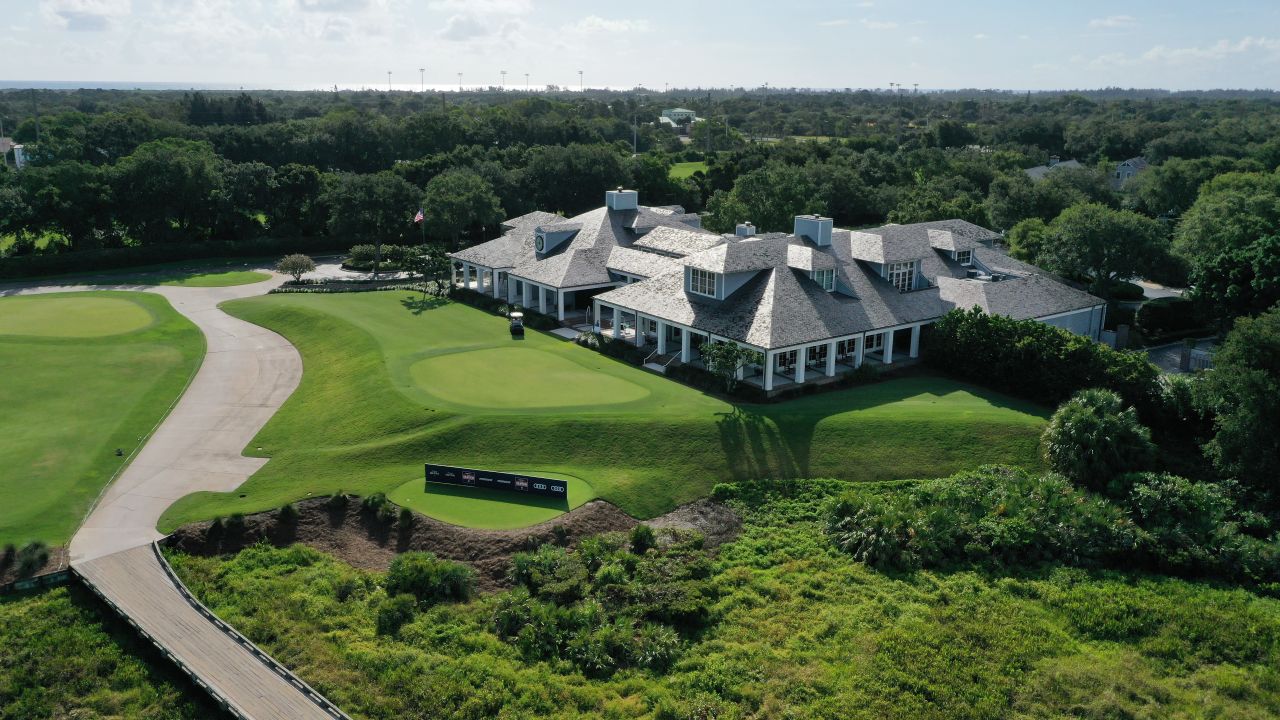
3, 87, 1280, 321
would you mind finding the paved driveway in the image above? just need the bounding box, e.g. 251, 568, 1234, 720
2, 274, 302, 562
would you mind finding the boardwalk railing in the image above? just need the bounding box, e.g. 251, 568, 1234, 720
74, 543, 353, 720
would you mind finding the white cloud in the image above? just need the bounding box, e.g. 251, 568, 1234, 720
39, 0, 130, 31
1089, 15, 1137, 29
973, 33, 989, 40
295, 0, 369, 12
857, 1, 874, 6
433, 0, 532, 43
908, 35, 922, 44
563, 16, 652, 34
860, 18, 897, 30
1086, 36, 1280, 68
819, 19, 850, 27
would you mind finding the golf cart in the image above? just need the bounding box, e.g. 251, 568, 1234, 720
509, 311, 525, 337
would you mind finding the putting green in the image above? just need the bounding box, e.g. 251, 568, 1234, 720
409, 347, 650, 409
389, 472, 595, 529
0, 295, 154, 337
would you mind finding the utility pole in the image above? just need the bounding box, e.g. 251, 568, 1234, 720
457, 72, 463, 91
387, 70, 392, 91
500, 69, 507, 89
578, 69, 583, 91
419, 67, 425, 92
524, 73, 530, 91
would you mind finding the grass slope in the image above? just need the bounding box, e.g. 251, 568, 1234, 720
0, 585, 216, 718
163, 493, 1280, 719
161, 292, 1046, 530
19, 257, 273, 287
670, 160, 709, 179
0, 291, 204, 546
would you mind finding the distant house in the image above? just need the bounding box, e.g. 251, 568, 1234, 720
1112, 156, 1149, 189
450, 188, 1106, 393
1024, 155, 1082, 181
660, 108, 700, 127
11, 144, 27, 170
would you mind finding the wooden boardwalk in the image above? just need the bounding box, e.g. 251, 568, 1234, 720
76, 544, 348, 720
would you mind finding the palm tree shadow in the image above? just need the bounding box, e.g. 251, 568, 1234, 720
716, 404, 805, 480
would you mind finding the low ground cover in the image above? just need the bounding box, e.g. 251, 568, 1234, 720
161, 291, 1047, 530
164, 479, 1280, 719
0, 585, 216, 718
669, 161, 709, 179
0, 291, 204, 546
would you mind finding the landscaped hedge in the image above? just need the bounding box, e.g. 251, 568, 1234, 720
0, 236, 341, 279
1136, 297, 1211, 343
923, 307, 1162, 418
448, 287, 560, 329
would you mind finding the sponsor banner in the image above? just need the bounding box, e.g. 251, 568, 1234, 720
424, 463, 568, 499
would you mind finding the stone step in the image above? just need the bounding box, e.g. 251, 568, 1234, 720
642, 362, 668, 374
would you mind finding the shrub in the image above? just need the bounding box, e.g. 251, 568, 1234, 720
16, 541, 50, 578
1110, 281, 1146, 301
1, 543, 15, 570
226, 513, 246, 532
276, 503, 298, 523
1136, 297, 1206, 340
375, 593, 417, 636
630, 524, 657, 554
924, 307, 1164, 421
361, 492, 388, 512
327, 491, 348, 510
826, 466, 1136, 571
385, 552, 474, 607
1041, 389, 1156, 492
397, 507, 414, 532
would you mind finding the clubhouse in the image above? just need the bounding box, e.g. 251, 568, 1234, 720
450, 189, 1106, 392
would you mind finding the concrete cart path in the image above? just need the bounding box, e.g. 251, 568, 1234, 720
2, 277, 302, 562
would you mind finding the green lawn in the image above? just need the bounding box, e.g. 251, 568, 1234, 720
389, 471, 595, 529
0, 292, 205, 546
160, 292, 1047, 531
669, 160, 709, 179
15, 257, 274, 288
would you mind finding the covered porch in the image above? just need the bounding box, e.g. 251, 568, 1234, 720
742, 324, 926, 392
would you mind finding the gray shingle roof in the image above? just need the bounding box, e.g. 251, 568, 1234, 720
606, 247, 681, 279
630, 225, 725, 257
936, 273, 1102, 320
1025, 159, 1082, 180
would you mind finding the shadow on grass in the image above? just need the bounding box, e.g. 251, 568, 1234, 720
422, 481, 570, 512
399, 294, 450, 315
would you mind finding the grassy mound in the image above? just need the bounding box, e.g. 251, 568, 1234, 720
160, 292, 1046, 530
0, 291, 204, 545
389, 472, 596, 528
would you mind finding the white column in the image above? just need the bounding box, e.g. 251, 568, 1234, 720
464, 264, 473, 289
507, 275, 517, 304
612, 307, 622, 339
855, 335, 865, 368
634, 315, 645, 347
764, 351, 774, 391
492, 271, 501, 299
522, 280, 532, 308
656, 321, 668, 354
478, 267, 487, 294
826, 340, 837, 376
883, 330, 895, 365
591, 299, 601, 332
795, 348, 806, 384
557, 291, 565, 322
680, 328, 691, 362
538, 285, 547, 314
909, 324, 921, 358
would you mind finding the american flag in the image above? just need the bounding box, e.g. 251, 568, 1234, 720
413, 208, 425, 223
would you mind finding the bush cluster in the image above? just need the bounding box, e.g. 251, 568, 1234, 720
0, 236, 338, 279
923, 307, 1163, 419
344, 244, 420, 270
1135, 297, 1209, 342
493, 533, 715, 677
448, 287, 559, 329
384, 552, 474, 608
826, 465, 1280, 586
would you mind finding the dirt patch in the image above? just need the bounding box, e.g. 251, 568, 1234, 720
166, 496, 740, 592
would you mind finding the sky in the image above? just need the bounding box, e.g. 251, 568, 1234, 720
6, 0, 1280, 91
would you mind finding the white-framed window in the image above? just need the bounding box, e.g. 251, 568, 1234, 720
865, 332, 885, 352
955, 250, 973, 266
811, 268, 835, 291
689, 268, 717, 297
886, 261, 917, 292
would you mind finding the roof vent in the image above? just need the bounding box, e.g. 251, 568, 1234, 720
605, 188, 639, 211
793, 215, 833, 247
735, 222, 756, 238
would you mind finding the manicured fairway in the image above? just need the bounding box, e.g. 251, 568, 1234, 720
150, 270, 272, 287
0, 291, 204, 546
389, 472, 595, 528
159, 292, 1049, 531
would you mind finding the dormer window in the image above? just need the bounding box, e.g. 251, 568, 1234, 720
689, 268, 717, 297
955, 250, 972, 266
811, 268, 835, 292
887, 260, 917, 292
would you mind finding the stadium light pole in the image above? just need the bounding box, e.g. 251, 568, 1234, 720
457, 72, 463, 91
524, 72, 530, 91
419, 67, 425, 92
387, 71, 392, 91
500, 69, 507, 90
578, 69, 583, 91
